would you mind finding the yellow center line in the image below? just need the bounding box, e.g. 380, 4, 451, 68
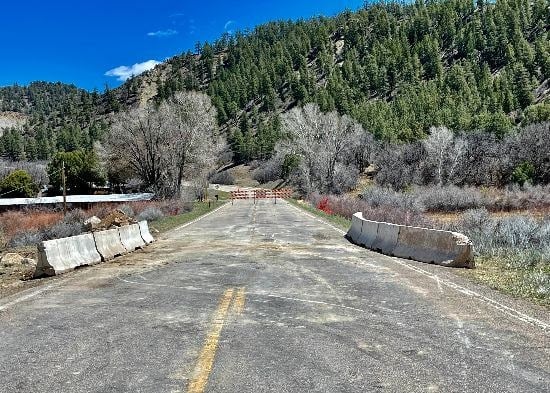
187, 288, 235, 393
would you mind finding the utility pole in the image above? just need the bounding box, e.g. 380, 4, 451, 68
62, 161, 67, 215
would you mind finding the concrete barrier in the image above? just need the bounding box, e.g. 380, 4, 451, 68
393, 226, 474, 268
346, 213, 363, 244
372, 222, 400, 255
118, 224, 146, 251
346, 212, 474, 268
138, 221, 155, 244
94, 228, 128, 261
357, 219, 379, 249
34, 233, 102, 277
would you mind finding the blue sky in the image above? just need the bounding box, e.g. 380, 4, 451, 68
1, 0, 365, 91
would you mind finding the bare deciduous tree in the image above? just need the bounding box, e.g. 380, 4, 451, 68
107, 91, 225, 197
423, 126, 466, 186
277, 104, 367, 194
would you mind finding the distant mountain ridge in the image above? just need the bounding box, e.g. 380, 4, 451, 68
1, 0, 549, 162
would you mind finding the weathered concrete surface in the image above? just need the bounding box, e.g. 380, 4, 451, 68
357, 218, 379, 249
372, 222, 400, 255
118, 224, 145, 251
34, 233, 101, 277
93, 228, 128, 261
349, 213, 474, 269
138, 221, 155, 244
346, 212, 363, 243
1, 200, 549, 392
394, 226, 474, 268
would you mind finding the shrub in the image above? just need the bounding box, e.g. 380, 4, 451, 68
118, 204, 135, 218
511, 162, 536, 186
136, 207, 164, 222
317, 197, 333, 214
361, 186, 423, 212
308, 193, 435, 228
414, 185, 486, 212
0, 170, 39, 198
42, 221, 83, 240
209, 171, 235, 185
0, 210, 63, 242
9, 230, 44, 248
158, 200, 192, 216
253, 159, 282, 184
63, 209, 87, 225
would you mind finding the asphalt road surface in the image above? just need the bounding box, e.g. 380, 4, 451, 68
0, 200, 549, 393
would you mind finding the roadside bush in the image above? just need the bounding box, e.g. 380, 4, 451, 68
414, 185, 486, 212
158, 200, 192, 216
42, 221, 83, 240
8, 230, 43, 248
456, 209, 550, 267
0, 210, 63, 245
63, 209, 87, 225
0, 170, 39, 198
118, 204, 135, 218
136, 207, 164, 222
359, 184, 550, 213
209, 171, 235, 185
0, 160, 49, 189
488, 185, 550, 211
331, 163, 359, 195
252, 159, 282, 184
511, 162, 536, 186
308, 193, 435, 228
361, 186, 423, 212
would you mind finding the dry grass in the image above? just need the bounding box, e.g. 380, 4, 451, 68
0, 210, 63, 241
0, 199, 194, 248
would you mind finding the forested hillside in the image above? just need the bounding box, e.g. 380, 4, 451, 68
1, 0, 549, 163
0, 82, 108, 161
152, 0, 550, 161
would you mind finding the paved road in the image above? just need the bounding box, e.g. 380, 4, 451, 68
0, 200, 549, 393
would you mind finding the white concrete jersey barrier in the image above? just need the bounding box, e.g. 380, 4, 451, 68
34, 222, 156, 277
34, 233, 102, 277
393, 226, 474, 268
118, 224, 146, 251
347, 212, 474, 269
347, 213, 380, 249
372, 222, 400, 255
346, 213, 364, 243
94, 229, 128, 261
138, 221, 155, 244
357, 219, 379, 249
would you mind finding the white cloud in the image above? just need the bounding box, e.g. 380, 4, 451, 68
105, 60, 161, 81
147, 29, 178, 37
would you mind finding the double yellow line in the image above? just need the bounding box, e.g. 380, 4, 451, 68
187, 287, 246, 393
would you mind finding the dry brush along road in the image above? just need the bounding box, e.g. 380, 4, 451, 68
0, 200, 549, 392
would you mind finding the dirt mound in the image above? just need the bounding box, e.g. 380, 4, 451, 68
97, 210, 136, 230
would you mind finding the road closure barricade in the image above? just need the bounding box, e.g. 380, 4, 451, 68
230, 188, 293, 204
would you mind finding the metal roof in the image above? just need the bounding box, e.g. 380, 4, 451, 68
0, 193, 155, 206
